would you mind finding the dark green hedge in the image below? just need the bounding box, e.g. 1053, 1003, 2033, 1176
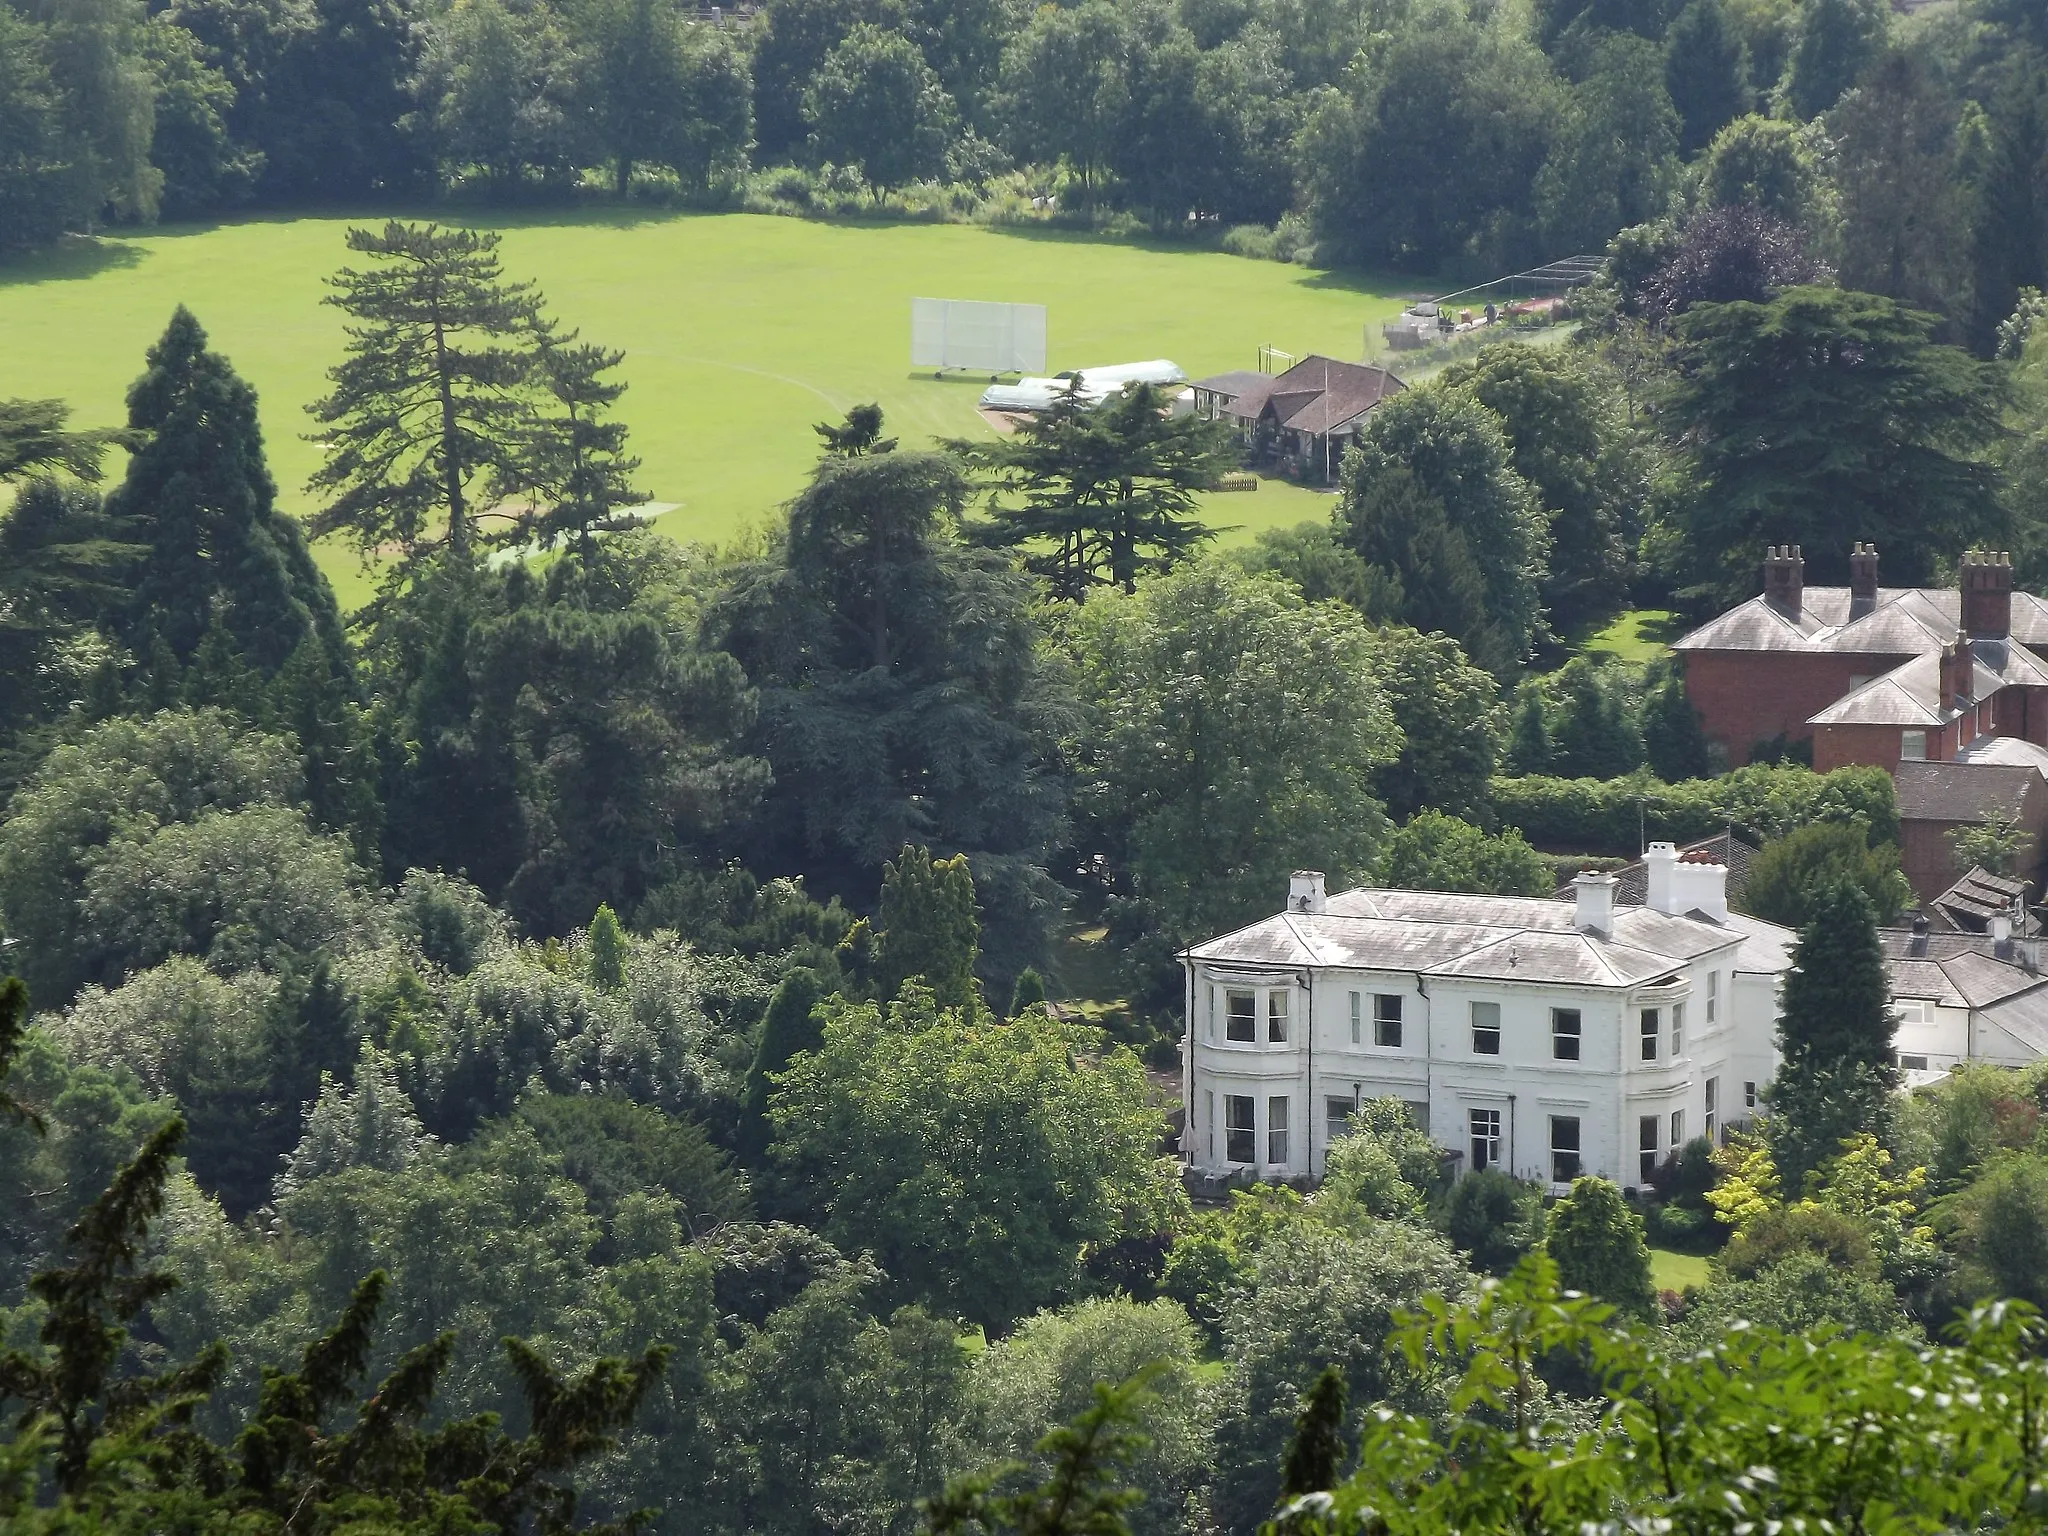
1490, 765, 1898, 856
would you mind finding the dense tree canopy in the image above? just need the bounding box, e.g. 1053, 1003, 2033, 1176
1064, 560, 1398, 949
1667, 287, 2006, 601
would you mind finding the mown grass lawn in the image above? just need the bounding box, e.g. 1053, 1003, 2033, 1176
1649, 1245, 1711, 1292
1577, 607, 1683, 664
0, 210, 1405, 606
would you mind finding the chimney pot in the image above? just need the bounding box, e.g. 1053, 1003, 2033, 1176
1763, 545, 1805, 615
1963, 549, 2014, 640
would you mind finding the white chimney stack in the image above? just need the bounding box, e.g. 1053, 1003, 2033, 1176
1573, 870, 1616, 934
1993, 908, 2014, 944
1644, 841, 1728, 921
1289, 870, 1327, 915
1644, 842, 1678, 915
1672, 854, 1729, 922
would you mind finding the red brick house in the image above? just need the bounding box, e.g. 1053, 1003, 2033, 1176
1672, 545, 2048, 903
1673, 546, 2048, 770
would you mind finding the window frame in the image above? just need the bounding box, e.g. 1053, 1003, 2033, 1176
1551, 1007, 1582, 1062
1639, 1007, 1659, 1062
1349, 990, 1361, 1046
1901, 729, 1928, 761
1470, 1000, 1501, 1056
1373, 992, 1403, 1049
1705, 970, 1718, 1025
1550, 1115, 1581, 1184
1267, 1094, 1290, 1165
1469, 1107, 1502, 1172
1672, 1001, 1686, 1057
1327, 1095, 1356, 1144
1638, 1114, 1659, 1185
1671, 1108, 1685, 1149
1224, 1094, 1256, 1164
1225, 990, 1256, 1043
1267, 988, 1290, 1043
1705, 1076, 1718, 1143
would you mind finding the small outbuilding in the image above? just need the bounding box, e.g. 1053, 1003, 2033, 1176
1190, 356, 1404, 483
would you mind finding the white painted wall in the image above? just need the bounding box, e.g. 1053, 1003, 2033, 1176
1184, 940, 1770, 1190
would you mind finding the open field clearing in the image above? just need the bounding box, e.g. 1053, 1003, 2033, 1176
0, 211, 1406, 604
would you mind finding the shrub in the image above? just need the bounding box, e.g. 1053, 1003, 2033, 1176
1489, 763, 1898, 855
1722, 1203, 1873, 1278
1437, 1169, 1543, 1274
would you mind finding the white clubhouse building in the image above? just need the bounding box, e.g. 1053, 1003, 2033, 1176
1180, 847, 1795, 1192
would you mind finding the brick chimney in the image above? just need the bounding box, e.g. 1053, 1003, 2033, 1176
1764, 546, 1804, 615
1962, 550, 2013, 639
1943, 629, 1974, 713
1849, 542, 1879, 618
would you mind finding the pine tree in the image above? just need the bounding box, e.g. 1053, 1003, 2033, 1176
308, 222, 546, 570
1769, 877, 1897, 1192
876, 845, 980, 1010
514, 328, 643, 553
106, 307, 340, 671
271, 633, 381, 858
0, 396, 114, 482
960, 380, 1231, 598
740, 966, 825, 1157
0, 1116, 227, 1494
815, 402, 896, 457
1779, 878, 1895, 1075
1280, 1365, 1349, 1499
587, 902, 628, 991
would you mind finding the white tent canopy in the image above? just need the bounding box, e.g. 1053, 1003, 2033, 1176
979, 360, 1187, 413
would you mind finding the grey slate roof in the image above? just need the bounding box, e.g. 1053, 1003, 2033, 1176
1893, 760, 2038, 824
1675, 586, 2048, 656
1881, 927, 2048, 1038
1956, 735, 2048, 774
1191, 370, 1269, 401
1186, 886, 1785, 989
1805, 641, 2048, 727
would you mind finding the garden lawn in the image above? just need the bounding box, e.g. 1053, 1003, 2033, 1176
0, 210, 1398, 606
1649, 1245, 1710, 1293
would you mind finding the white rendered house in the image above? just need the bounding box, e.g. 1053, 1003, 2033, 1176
1180, 848, 1795, 1192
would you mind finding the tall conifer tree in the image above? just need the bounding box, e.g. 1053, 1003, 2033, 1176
959, 381, 1231, 598
1768, 877, 1897, 1192
106, 307, 341, 672
876, 844, 980, 1010
308, 222, 544, 571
